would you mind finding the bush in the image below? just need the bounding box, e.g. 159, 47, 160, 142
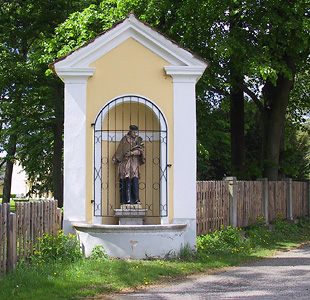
245, 216, 310, 249
245, 224, 273, 248
88, 245, 108, 261
197, 226, 251, 260
31, 230, 82, 264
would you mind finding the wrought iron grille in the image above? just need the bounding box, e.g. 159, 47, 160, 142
93, 95, 168, 218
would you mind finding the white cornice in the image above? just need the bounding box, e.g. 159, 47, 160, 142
55, 67, 96, 83
164, 66, 206, 82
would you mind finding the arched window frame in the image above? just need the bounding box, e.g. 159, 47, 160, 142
93, 95, 169, 220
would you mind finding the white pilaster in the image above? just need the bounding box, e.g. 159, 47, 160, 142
56, 68, 95, 234
165, 66, 206, 248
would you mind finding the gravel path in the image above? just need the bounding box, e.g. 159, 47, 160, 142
103, 243, 310, 300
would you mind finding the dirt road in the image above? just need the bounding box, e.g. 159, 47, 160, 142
103, 243, 310, 300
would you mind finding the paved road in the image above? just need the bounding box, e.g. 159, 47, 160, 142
103, 243, 310, 300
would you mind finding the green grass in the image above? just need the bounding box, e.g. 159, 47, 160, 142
1, 217, 310, 300
1, 259, 206, 300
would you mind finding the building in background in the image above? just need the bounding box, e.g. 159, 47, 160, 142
0, 160, 53, 199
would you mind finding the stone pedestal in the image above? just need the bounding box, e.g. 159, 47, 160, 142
114, 204, 147, 225
73, 222, 188, 259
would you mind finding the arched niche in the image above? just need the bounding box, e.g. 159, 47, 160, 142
93, 95, 168, 223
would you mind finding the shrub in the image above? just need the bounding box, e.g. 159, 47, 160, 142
88, 245, 108, 261
248, 215, 267, 228
31, 230, 82, 264
178, 243, 197, 261
245, 225, 273, 248
245, 216, 310, 249
197, 226, 251, 260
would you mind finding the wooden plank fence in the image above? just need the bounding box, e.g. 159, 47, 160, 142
0, 200, 62, 275
197, 178, 310, 236
292, 181, 308, 218
197, 181, 230, 234
237, 180, 264, 228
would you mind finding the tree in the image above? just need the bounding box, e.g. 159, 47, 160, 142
44, 0, 310, 181
0, 25, 33, 202
0, 0, 101, 204
1, 0, 309, 200
196, 96, 231, 180
172, 0, 310, 180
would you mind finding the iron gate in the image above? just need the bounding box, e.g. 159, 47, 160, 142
93, 95, 168, 218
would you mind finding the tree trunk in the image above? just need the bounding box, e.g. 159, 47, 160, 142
229, 9, 246, 179
52, 81, 64, 207
262, 56, 295, 180
2, 135, 17, 203
230, 80, 246, 178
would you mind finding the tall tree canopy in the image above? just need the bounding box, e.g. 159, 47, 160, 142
0, 0, 102, 204
1, 0, 309, 205
171, 0, 310, 180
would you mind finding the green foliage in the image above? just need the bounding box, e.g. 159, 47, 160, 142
287, 62, 310, 126
243, 101, 264, 179
279, 120, 310, 180
178, 243, 197, 261
0, 0, 104, 199
0, 0, 310, 196
30, 231, 82, 264
197, 217, 310, 263
196, 97, 231, 179
0, 194, 16, 199
197, 226, 251, 260
245, 215, 310, 250
42, 1, 149, 64
174, 0, 310, 180
245, 217, 274, 249
88, 245, 108, 261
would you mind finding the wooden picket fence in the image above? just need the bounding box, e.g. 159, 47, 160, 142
1, 181, 309, 273
0, 200, 62, 275
196, 181, 230, 236
197, 179, 310, 236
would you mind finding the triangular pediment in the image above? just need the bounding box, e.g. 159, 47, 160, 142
51, 13, 209, 73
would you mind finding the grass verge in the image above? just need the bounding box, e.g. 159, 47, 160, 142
1, 216, 310, 300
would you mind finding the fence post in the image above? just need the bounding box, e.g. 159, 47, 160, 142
0, 204, 8, 275
257, 178, 269, 225
56, 208, 62, 231
225, 177, 237, 227
285, 178, 293, 221
8, 213, 17, 271
6, 204, 10, 273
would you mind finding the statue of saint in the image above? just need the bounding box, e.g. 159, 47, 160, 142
112, 125, 145, 204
